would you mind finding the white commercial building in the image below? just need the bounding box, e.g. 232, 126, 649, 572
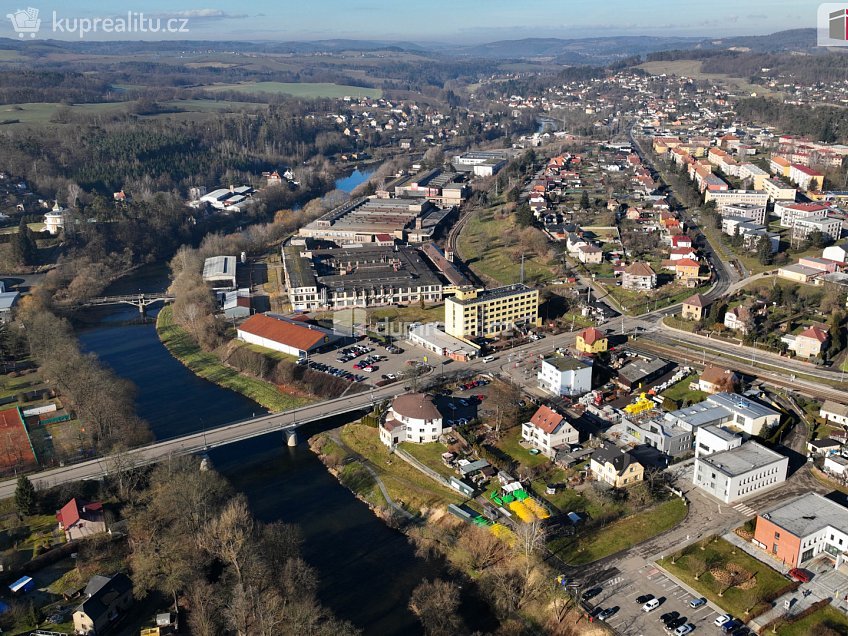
537, 355, 593, 397
693, 441, 788, 503
407, 324, 479, 362
694, 425, 743, 458
379, 393, 445, 446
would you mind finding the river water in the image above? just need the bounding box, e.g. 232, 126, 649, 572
335, 167, 374, 193
74, 187, 496, 633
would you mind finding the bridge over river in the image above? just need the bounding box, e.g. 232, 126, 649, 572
0, 381, 407, 500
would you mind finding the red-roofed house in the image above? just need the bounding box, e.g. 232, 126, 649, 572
783, 325, 829, 359
576, 327, 608, 355
57, 499, 106, 541
670, 234, 693, 249
789, 164, 825, 191
521, 405, 578, 457
236, 313, 342, 357
669, 246, 698, 261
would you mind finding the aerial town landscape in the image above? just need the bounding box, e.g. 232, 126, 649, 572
1, 1, 848, 635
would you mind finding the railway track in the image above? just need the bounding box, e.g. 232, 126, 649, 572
629, 340, 847, 403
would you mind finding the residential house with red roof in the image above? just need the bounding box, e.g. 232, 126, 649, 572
782, 325, 829, 360
622, 262, 656, 291
57, 498, 106, 541
575, 327, 608, 355
521, 405, 578, 458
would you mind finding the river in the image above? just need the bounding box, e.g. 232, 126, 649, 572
335, 167, 374, 193
75, 259, 496, 633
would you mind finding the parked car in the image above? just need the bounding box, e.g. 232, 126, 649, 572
673, 623, 695, 636
721, 619, 741, 633
731, 627, 750, 636
642, 599, 660, 612
660, 611, 679, 624
714, 615, 732, 627
582, 587, 602, 601
636, 594, 654, 605
598, 607, 618, 621
688, 597, 707, 608
788, 568, 811, 583
666, 617, 687, 631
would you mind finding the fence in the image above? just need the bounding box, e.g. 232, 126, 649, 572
393, 446, 452, 487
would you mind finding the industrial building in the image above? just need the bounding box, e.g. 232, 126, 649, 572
202, 256, 238, 290
443, 284, 540, 339
298, 196, 454, 246
236, 313, 343, 357
282, 244, 444, 311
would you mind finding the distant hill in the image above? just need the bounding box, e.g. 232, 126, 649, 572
695, 29, 818, 54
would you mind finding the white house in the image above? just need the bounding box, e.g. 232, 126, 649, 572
537, 355, 592, 397
824, 454, 848, 479
379, 393, 444, 446
521, 405, 578, 458
693, 441, 788, 503
821, 401, 848, 427
43, 202, 66, 235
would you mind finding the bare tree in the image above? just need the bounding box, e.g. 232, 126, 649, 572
199, 495, 254, 585
458, 526, 507, 572
409, 579, 462, 636
187, 580, 223, 636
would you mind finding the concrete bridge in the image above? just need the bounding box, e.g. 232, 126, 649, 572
81, 293, 175, 313
0, 382, 397, 500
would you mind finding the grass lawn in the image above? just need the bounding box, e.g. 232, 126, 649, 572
398, 441, 455, 479
605, 283, 711, 316
202, 81, 382, 99
663, 316, 697, 333
551, 497, 688, 565
338, 461, 388, 509
0, 102, 128, 126
457, 206, 558, 286
494, 426, 550, 469
775, 604, 848, 635
661, 374, 707, 408
157, 306, 312, 412
341, 424, 464, 514
658, 537, 792, 618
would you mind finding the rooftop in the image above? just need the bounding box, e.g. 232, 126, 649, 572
448, 283, 536, 306
202, 255, 237, 281
760, 492, 848, 538
698, 441, 786, 477
543, 355, 591, 372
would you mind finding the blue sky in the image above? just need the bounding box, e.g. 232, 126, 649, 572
2, 0, 826, 42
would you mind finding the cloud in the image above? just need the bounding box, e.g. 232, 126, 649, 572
151, 9, 248, 20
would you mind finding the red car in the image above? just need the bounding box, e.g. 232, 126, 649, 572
788, 568, 811, 583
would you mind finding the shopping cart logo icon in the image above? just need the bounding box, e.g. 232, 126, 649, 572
6, 7, 41, 38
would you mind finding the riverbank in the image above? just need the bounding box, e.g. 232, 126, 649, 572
156, 305, 312, 412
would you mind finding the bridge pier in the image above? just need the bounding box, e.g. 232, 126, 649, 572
285, 429, 298, 447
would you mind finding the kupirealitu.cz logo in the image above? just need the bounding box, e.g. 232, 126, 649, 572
818, 4, 848, 46
6, 7, 191, 39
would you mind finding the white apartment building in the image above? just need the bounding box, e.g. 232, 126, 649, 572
704, 189, 769, 208
537, 355, 593, 397
693, 441, 788, 503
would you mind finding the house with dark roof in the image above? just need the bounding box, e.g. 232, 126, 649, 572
57, 498, 106, 542
379, 393, 444, 446
621, 262, 656, 291
521, 405, 578, 458
681, 293, 709, 321
72, 573, 133, 635
589, 443, 644, 488
698, 366, 737, 394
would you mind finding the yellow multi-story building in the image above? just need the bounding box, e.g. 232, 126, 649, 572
444, 284, 540, 339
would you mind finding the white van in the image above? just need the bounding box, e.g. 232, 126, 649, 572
482, 355, 495, 363
642, 598, 660, 612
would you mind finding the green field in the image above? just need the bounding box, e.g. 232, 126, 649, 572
638, 60, 783, 98
202, 81, 382, 99
551, 497, 688, 565
0, 102, 128, 126
659, 537, 793, 618
775, 604, 848, 635
457, 206, 557, 286
157, 306, 312, 412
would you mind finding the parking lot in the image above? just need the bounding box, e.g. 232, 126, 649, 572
303, 338, 439, 387
584, 563, 725, 636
